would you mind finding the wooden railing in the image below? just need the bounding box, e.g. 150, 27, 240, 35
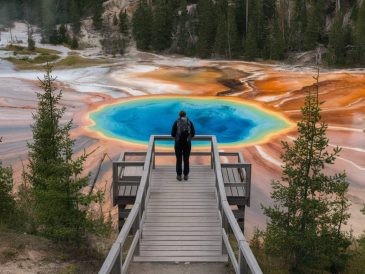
99, 135, 262, 274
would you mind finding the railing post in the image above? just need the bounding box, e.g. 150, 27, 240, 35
211, 139, 214, 169
112, 163, 118, 206
152, 140, 156, 169
119, 243, 123, 274
239, 247, 249, 274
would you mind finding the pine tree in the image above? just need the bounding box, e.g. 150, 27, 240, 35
119, 10, 129, 36
175, 6, 189, 54
289, 0, 307, 51
269, 17, 285, 60
244, 24, 258, 60
40, 0, 57, 43
327, 14, 347, 66
263, 73, 351, 273
0, 137, 15, 224
304, 0, 325, 50
92, 0, 104, 30
196, 0, 217, 58
26, 66, 100, 242
113, 13, 118, 26
355, 0, 365, 64
27, 23, 35, 51
71, 36, 79, 49
261, 0, 276, 58
71, 0, 81, 34
152, 0, 174, 51
132, 0, 153, 51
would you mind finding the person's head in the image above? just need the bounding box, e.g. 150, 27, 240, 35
179, 110, 186, 118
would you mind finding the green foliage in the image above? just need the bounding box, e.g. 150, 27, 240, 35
262, 73, 351, 273
0, 138, 15, 224
151, 0, 174, 51
71, 36, 79, 50
304, 0, 325, 50
269, 18, 285, 60
25, 65, 103, 243
71, 0, 81, 34
119, 10, 129, 36
288, 0, 307, 51
132, 0, 153, 51
196, 0, 217, 58
244, 24, 258, 60
113, 13, 118, 26
327, 14, 352, 66
92, 0, 104, 30
355, 0, 365, 63
213, 1, 241, 59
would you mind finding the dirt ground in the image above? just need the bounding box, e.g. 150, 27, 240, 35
0, 228, 104, 274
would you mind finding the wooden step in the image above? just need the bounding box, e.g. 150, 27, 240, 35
133, 255, 228, 262
140, 245, 221, 251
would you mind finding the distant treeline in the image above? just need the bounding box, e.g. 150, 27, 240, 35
132, 0, 365, 66
0, 0, 105, 43
1, 0, 365, 66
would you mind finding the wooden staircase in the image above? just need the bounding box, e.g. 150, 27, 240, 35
134, 166, 227, 262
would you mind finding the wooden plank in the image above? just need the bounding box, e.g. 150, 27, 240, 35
148, 205, 217, 208
143, 222, 220, 227
147, 209, 217, 213
143, 231, 221, 236
144, 217, 219, 223
225, 186, 232, 196
125, 186, 131, 196
141, 235, 221, 241
133, 255, 228, 262
223, 228, 239, 273
237, 186, 245, 197
146, 212, 218, 217
140, 245, 221, 251
148, 203, 217, 207
231, 185, 239, 197
121, 230, 140, 274
139, 250, 222, 257
150, 189, 215, 193
143, 226, 221, 231
139, 240, 221, 246
118, 186, 126, 197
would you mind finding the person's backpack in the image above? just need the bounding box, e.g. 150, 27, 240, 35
176, 118, 191, 142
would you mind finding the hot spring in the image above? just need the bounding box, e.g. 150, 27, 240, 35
89, 97, 293, 146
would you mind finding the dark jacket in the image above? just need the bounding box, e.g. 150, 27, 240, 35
171, 117, 195, 142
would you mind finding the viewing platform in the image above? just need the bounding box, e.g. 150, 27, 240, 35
100, 135, 262, 274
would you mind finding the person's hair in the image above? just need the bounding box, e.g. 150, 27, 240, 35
179, 110, 186, 117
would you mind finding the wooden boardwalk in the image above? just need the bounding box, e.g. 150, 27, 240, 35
99, 135, 262, 274
135, 166, 227, 262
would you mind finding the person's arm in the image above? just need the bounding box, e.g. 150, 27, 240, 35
190, 121, 195, 138
171, 121, 177, 137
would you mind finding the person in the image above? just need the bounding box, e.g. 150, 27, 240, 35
171, 110, 195, 181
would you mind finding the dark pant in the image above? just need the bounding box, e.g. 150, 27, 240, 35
175, 141, 191, 176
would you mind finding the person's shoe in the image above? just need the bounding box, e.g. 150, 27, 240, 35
184, 175, 189, 181
176, 175, 182, 181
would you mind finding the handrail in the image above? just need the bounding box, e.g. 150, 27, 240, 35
99, 136, 154, 274
100, 135, 262, 274
211, 136, 262, 274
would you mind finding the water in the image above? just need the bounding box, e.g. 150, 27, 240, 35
90, 97, 292, 146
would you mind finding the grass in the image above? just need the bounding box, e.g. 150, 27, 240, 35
53, 55, 107, 68
3, 44, 61, 55
3, 53, 108, 70
5, 54, 60, 70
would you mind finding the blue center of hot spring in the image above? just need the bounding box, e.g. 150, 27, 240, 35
90, 98, 291, 145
